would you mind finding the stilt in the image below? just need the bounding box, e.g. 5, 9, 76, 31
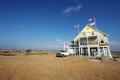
81, 47, 82, 55
64, 42, 69, 51
74, 47, 76, 56
79, 41, 80, 56
64, 42, 66, 51
88, 46, 90, 57
74, 47, 76, 55
97, 47, 100, 56
86, 36, 90, 57
73, 41, 76, 56
103, 47, 105, 55
107, 46, 113, 59
105, 47, 108, 59
66, 42, 69, 51
103, 47, 106, 58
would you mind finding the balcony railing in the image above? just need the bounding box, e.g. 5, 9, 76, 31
99, 42, 109, 46
69, 41, 109, 47
88, 41, 98, 45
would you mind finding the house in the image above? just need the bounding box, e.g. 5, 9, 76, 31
64, 18, 113, 59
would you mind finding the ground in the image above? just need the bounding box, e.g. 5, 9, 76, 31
0, 53, 120, 80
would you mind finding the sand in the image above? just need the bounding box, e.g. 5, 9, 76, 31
0, 53, 120, 80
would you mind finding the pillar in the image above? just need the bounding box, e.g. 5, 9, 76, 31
88, 46, 90, 57
74, 46, 76, 55
103, 47, 106, 57
97, 47, 100, 54
79, 41, 80, 56
81, 47, 82, 55
107, 46, 113, 59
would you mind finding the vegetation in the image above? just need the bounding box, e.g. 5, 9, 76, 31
26, 49, 32, 53
0, 50, 15, 56
0, 50, 50, 56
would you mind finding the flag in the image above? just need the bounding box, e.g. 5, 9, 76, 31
89, 17, 95, 23
88, 17, 96, 26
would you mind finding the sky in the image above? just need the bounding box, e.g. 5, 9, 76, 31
0, 0, 120, 50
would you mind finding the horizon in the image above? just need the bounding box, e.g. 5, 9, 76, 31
0, 0, 120, 51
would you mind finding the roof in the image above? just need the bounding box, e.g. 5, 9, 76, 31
87, 25, 109, 36
73, 25, 109, 41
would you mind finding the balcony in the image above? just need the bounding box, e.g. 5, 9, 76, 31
80, 41, 98, 45
88, 41, 98, 45
69, 41, 109, 47
99, 42, 109, 46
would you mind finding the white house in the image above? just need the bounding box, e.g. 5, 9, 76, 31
64, 18, 113, 59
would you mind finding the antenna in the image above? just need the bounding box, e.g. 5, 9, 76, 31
74, 24, 80, 34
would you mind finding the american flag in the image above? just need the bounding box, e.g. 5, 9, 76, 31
89, 17, 95, 23
88, 17, 96, 26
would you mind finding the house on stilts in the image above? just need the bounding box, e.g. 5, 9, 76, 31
64, 18, 113, 59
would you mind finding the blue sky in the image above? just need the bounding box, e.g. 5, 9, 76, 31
0, 0, 120, 50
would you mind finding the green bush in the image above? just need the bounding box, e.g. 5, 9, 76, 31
0, 51, 15, 56
26, 49, 32, 53
2, 51, 10, 53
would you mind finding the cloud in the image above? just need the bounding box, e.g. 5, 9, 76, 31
62, 4, 82, 14
109, 41, 120, 52
56, 38, 61, 42
56, 38, 63, 44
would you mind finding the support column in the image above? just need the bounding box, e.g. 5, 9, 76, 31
81, 47, 82, 55
97, 47, 100, 55
107, 46, 113, 59
64, 42, 66, 51
87, 36, 90, 57
66, 42, 69, 52
79, 41, 80, 56
74, 46, 76, 56
103, 47, 106, 57
73, 44, 76, 55
105, 47, 108, 59
88, 46, 90, 57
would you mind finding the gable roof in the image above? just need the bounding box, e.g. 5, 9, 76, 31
73, 25, 109, 41
87, 25, 109, 36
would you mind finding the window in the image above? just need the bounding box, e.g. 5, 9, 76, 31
83, 33, 85, 36
92, 32, 94, 35
76, 41, 79, 45
101, 40, 104, 43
